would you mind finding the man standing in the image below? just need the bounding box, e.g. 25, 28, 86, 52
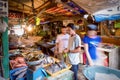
54, 26, 69, 62
83, 24, 104, 66
64, 23, 81, 80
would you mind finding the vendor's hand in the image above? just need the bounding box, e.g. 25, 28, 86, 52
63, 53, 68, 58
64, 49, 68, 53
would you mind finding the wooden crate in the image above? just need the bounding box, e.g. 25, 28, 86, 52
47, 70, 74, 80
45, 63, 72, 77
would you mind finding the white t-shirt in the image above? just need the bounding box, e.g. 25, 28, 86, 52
68, 34, 81, 65
56, 34, 69, 53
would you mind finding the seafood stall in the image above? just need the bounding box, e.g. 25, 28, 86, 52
9, 46, 73, 80
0, 0, 118, 80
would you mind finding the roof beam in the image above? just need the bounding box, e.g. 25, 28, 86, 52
10, 0, 32, 9
9, 7, 32, 14
35, 1, 50, 10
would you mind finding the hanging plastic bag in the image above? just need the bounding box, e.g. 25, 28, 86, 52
0, 18, 8, 33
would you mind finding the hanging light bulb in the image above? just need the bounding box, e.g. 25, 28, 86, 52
27, 24, 32, 32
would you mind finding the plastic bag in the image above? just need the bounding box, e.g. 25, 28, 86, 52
0, 18, 8, 33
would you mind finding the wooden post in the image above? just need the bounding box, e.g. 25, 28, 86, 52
100, 22, 111, 37
1, 17, 9, 79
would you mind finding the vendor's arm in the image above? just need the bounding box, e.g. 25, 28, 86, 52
70, 35, 81, 53
69, 47, 81, 53
83, 36, 94, 66
54, 35, 60, 54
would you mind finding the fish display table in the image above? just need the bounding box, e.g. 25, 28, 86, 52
36, 42, 55, 56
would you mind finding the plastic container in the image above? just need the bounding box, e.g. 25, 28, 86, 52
27, 67, 48, 80
10, 67, 27, 80
83, 66, 120, 80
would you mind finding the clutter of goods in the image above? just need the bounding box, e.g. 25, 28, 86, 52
9, 54, 27, 69
9, 48, 72, 80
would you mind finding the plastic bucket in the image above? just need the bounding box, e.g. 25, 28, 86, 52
83, 66, 120, 80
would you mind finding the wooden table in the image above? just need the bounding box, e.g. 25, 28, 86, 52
36, 42, 55, 56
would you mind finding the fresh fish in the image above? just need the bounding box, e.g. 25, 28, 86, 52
46, 63, 62, 73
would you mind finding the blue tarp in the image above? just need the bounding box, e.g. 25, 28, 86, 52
94, 14, 120, 22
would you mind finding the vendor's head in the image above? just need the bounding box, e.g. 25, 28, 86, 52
61, 26, 67, 34
87, 24, 98, 36
67, 23, 76, 35
10, 30, 15, 35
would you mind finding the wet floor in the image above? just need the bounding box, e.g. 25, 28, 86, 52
78, 64, 87, 80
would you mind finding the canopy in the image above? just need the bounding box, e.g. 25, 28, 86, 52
93, 6, 120, 22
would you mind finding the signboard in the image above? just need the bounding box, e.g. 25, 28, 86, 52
0, 1, 8, 17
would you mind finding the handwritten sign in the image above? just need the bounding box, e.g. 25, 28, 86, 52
0, 1, 8, 17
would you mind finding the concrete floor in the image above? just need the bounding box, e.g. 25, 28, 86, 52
78, 64, 87, 80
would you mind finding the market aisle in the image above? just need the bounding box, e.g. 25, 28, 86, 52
78, 64, 87, 80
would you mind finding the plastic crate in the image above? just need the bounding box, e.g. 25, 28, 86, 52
10, 67, 27, 80
27, 67, 47, 80
83, 66, 120, 80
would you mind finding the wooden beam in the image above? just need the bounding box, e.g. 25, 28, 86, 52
9, 7, 32, 14
35, 1, 50, 10
27, 1, 51, 23
100, 22, 112, 37
10, 0, 32, 9
50, 15, 82, 21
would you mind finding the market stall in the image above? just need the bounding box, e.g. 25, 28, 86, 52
0, 0, 118, 80
9, 47, 73, 80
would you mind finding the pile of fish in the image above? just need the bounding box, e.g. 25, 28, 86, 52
46, 62, 67, 73
9, 54, 27, 69
38, 55, 55, 66
26, 53, 45, 65
26, 53, 56, 66
26, 53, 45, 62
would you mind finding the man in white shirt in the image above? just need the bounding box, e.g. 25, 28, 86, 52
54, 26, 69, 61
64, 23, 81, 80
